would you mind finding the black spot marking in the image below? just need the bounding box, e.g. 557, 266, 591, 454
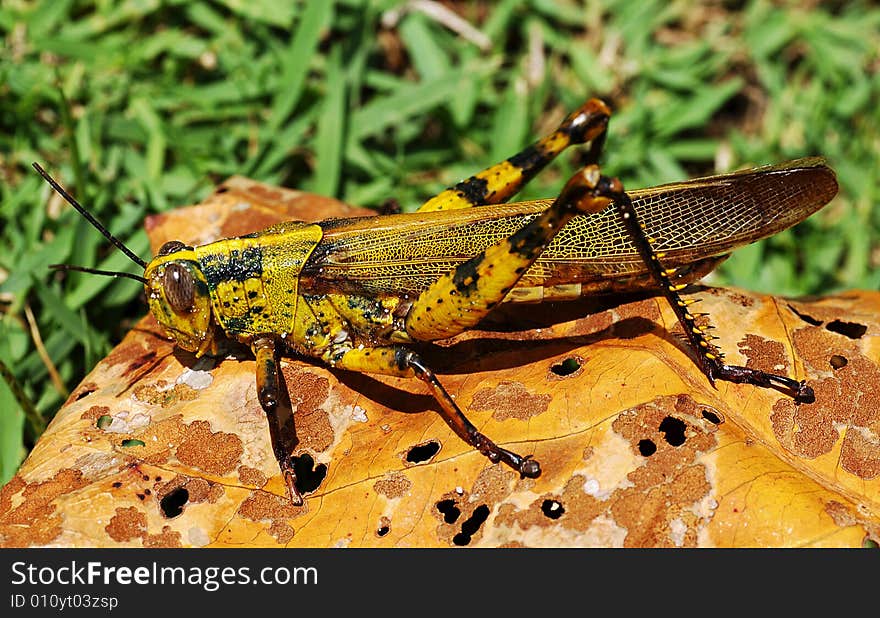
830, 355, 848, 370
453, 177, 489, 205
291, 453, 327, 495
406, 440, 441, 464
551, 357, 581, 376
638, 439, 657, 456
701, 410, 722, 425
507, 144, 550, 179
247, 290, 259, 299
659, 416, 687, 447
376, 524, 390, 537
826, 320, 867, 339
201, 245, 263, 286
453, 504, 490, 546
541, 499, 564, 520
160, 487, 189, 518
221, 316, 251, 334
452, 259, 481, 296
112, 482, 123, 488
437, 499, 461, 524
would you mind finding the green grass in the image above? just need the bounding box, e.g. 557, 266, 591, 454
1, 0, 878, 485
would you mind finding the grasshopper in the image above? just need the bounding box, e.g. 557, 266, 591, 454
34, 98, 838, 505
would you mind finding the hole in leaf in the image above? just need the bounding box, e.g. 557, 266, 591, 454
788, 305, 822, 326
826, 320, 867, 339
74, 386, 96, 401
453, 504, 490, 546
406, 440, 441, 464
160, 487, 189, 518
551, 357, 582, 376
638, 439, 657, 456
701, 410, 722, 425
436, 499, 461, 524
830, 355, 848, 370
659, 416, 687, 447
291, 453, 327, 495
541, 499, 564, 520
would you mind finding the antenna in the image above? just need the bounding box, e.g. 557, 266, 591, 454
49, 264, 148, 284
32, 162, 148, 269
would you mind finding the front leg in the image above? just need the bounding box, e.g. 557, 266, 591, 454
252, 336, 304, 506
321, 345, 540, 478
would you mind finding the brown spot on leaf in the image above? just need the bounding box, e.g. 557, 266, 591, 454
125, 415, 188, 466
471, 466, 518, 504
373, 472, 412, 499
616, 297, 661, 322
470, 381, 551, 421
176, 420, 244, 475
825, 501, 856, 527
238, 491, 301, 522
705, 286, 755, 307
182, 478, 223, 503
575, 309, 615, 337
143, 525, 182, 548
375, 516, 392, 538
81, 405, 110, 421
283, 368, 333, 452
105, 506, 147, 542
434, 467, 518, 545
772, 330, 880, 478
737, 333, 789, 375
0, 469, 88, 547
497, 476, 604, 532
609, 395, 716, 547
269, 520, 295, 544
496, 396, 716, 547
133, 383, 199, 407
238, 466, 268, 488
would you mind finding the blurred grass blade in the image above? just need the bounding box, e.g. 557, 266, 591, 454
311, 45, 346, 197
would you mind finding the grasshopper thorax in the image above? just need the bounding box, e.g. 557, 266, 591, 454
144, 241, 215, 356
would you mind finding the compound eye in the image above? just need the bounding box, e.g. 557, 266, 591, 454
158, 240, 190, 256
163, 263, 195, 313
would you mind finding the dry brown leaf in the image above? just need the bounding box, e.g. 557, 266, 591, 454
2, 178, 878, 548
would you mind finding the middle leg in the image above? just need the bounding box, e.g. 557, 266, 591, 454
320, 344, 540, 477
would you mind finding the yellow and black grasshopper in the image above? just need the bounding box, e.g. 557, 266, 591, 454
34, 98, 838, 505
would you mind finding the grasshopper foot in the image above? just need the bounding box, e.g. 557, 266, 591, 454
279, 460, 304, 507
712, 364, 815, 404
484, 442, 542, 478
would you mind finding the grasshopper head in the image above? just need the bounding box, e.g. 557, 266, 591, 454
144, 241, 215, 356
